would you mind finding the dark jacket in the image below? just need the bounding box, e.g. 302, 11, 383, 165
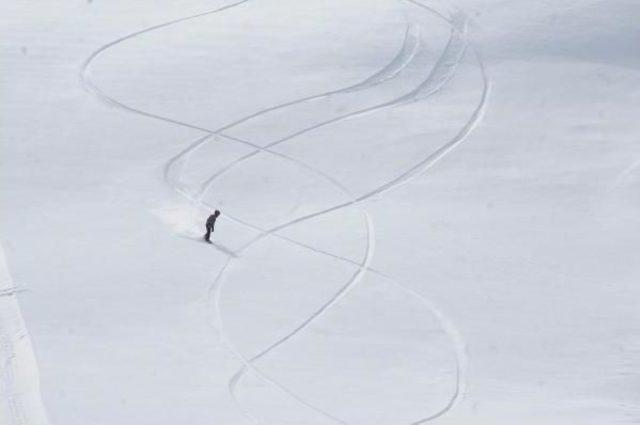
206, 214, 218, 230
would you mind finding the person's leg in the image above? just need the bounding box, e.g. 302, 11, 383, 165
204, 227, 211, 242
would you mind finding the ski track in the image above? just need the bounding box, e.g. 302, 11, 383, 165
0, 287, 24, 298
193, 20, 468, 191
173, 23, 424, 197
80, 0, 489, 423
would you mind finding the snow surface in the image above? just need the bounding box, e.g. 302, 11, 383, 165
1, 0, 639, 424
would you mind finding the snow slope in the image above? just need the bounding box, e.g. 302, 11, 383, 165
0, 245, 49, 425
1, 0, 639, 424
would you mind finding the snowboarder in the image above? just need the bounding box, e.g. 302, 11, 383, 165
204, 210, 220, 243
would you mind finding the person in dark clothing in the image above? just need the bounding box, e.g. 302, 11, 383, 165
204, 210, 220, 243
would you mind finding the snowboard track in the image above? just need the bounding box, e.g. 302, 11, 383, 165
80, 0, 490, 423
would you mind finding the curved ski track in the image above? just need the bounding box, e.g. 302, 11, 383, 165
80, 0, 490, 424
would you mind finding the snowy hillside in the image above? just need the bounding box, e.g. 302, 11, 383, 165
1, 0, 639, 424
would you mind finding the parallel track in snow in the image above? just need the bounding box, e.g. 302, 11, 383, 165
80, 1, 489, 423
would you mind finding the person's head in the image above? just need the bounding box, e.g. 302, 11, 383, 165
214, 210, 220, 217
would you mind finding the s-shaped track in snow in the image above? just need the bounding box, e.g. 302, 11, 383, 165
80, 1, 490, 424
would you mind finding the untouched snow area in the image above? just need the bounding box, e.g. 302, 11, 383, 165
1, 0, 640, 424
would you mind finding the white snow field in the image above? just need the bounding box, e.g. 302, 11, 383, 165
1, 0, 639, 424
